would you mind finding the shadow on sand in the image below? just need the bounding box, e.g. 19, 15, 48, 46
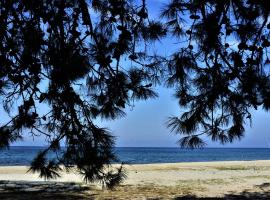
174, 183, 270, 200
0, 181, 270, 199
0, 180, 95, 200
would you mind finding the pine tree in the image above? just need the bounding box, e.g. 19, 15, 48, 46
2, 0, 270, 187
163, 0, 270, 148
0, 0, 165, 187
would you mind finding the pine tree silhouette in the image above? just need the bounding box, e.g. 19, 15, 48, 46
164, 0, 270, 148
0, 0, 165, 188
2, 0, 270, 187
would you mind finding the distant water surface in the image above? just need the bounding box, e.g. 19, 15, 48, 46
0, 147, 270, 166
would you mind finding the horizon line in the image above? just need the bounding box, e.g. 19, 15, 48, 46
8, 145, 270, 149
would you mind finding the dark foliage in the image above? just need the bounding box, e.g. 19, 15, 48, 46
164, 0, 270, 148
0, 0, 165, 187
2, 0, 270, 188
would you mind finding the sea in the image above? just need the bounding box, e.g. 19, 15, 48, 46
0, 147, 270, 166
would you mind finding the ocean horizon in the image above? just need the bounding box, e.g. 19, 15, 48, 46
0, 146, 269, 166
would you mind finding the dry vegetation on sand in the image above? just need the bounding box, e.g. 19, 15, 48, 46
1, 160, 270, 199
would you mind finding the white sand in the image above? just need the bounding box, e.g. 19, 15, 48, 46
1, 160, 270, 198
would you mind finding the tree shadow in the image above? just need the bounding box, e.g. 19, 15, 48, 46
1, 181, 270, 200
0, 180, 96, 200
173, 182, 270, 200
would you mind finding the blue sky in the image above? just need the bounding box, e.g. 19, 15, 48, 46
9, 85, 270, 148
2, 0, 270, 147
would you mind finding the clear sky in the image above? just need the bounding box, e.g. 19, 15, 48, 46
2, 0, 270, 148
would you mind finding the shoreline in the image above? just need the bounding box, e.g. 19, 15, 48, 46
1, 160, 270, 199
1, 158, 270, 166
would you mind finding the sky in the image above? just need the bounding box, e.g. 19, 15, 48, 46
98, 0, 270, 148
2, 0, 270, 148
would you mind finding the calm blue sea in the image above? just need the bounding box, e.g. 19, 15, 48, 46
0, 147, 270, 166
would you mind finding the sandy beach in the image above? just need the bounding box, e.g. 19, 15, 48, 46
1, 160, 270, 199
